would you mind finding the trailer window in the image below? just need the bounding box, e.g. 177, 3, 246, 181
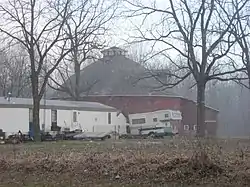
51, 110, 57, 122
73, 111, 77, 122
108, 113, 111, 124
153, 118, 157, 122
172, 112, 181, 119
132, 118, 146, 124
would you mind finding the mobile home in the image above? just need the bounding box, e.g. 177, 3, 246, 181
0, 97, 127, 136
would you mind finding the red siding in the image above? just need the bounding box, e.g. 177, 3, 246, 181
81, 96, 181, 114
180, 98, 218, 136
80, 95, 218, 136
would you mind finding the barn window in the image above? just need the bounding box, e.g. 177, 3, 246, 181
108, 113, 111, 124
73, 111, 77, 122
132, 118, 146, 125
153, 118, 157, 122
193, 125, 197, 131
51, 110, 57, 123
184, 125, 189, 131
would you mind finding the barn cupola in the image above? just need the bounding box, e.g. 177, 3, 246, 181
101, 46, 128, 58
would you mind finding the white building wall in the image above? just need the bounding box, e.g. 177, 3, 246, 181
78, 111, 127, 134
57, 110, 127, 134
39, 109, 51, 131
57, 109, 73, 130
0, 107, 29, 136
112, 113, 127, 134
77, 110, 105, 132
0, 107, 128, 136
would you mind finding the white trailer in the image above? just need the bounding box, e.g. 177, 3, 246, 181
128, 109, 182, 136
0, 97, 127, 137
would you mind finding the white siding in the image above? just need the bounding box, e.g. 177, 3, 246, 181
78, 111, 125, 133
39, 109, 51, 131
129, 110, 182, 135
112, 113, 127, 134
0, 107, 29, 135
129, 110, 182, 125
0, 107, 128, 136
57, 109, 73, 129
57, 110, 127, 134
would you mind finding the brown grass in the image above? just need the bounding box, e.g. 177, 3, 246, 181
1, 138, 250, 186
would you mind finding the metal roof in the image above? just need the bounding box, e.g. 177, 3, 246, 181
0, 97, 117, 112
52, 54, 177, 98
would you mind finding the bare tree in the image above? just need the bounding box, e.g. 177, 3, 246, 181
0, 0, 74, 141
125, 0, 248, 137
226, 1, 250, 136
229, 0, 250, 87
49, 0, 118, 100
0, 45, 31, 97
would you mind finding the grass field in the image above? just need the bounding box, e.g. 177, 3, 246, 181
1, 138, 250, 186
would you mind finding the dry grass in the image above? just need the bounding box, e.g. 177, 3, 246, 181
1, 138, 250, 186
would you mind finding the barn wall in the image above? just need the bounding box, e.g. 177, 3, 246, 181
180, 98, 218, 136
80, 96, 181, 114
0, 107, 29, 135
80, 96, 219, 136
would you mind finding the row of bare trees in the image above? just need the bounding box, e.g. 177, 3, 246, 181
0, 0, 249, 140
0, 45, 31, 97
0, 0, 118, 141
124, 0, 250, 137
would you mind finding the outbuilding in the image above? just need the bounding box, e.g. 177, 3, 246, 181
0, 97, 127, 136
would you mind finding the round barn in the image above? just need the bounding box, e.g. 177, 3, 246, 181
52, 47, 219, 136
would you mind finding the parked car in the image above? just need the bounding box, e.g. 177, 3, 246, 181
73, 132, 111, 141
139, 125, 176, 138
63, 130, 83, 140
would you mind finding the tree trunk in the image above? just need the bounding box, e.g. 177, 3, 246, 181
74, 62, 81, 101
33, 95, 41, 141
197, 83, 206, 137
31, 75, 41, 141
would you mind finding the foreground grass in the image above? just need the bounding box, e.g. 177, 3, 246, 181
1, 138, 250, 186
